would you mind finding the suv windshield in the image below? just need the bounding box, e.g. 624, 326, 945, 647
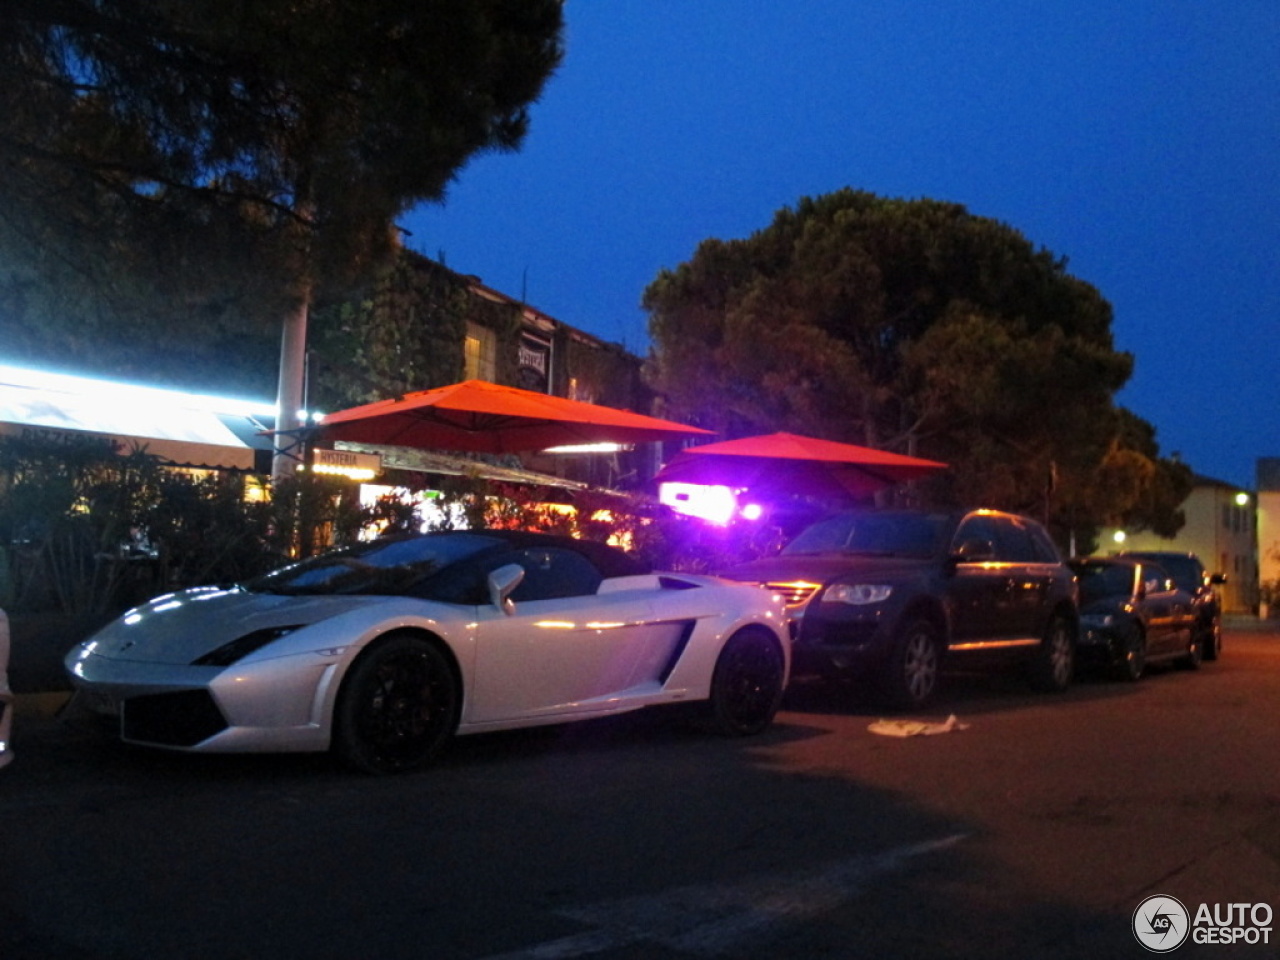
782, 512, 948, 559
245, 533, 503, 597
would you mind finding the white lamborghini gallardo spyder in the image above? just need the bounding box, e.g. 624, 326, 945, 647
66, 530, 789, 773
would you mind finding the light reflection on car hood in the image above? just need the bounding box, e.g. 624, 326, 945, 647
77, 588, 395, 665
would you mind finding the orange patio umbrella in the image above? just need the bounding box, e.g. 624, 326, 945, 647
655, 431, 947, 499
312, 379, 714, 454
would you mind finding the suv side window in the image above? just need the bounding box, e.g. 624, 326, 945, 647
994, 517, 1052, 563
1025, 522, 1063, 563
1142, 563, 1176, 595
952, 515, 1002, 559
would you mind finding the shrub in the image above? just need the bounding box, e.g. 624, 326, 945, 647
0, 437, 414, 616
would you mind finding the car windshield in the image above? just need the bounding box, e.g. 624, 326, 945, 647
1073, 562, 1136, 605
244, 533, 504, 597
782, 512, 947, 558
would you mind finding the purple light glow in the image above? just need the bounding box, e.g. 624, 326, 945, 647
659, 482, 738, 525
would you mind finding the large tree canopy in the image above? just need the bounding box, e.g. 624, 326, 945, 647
644, 189, 1189, 541
0, 0, 564, 458
0, 0, 563, 295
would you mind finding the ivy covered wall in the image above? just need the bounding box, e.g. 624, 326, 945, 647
311, 249, 649, 420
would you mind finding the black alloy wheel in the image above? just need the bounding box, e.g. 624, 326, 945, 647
333, 633, 460, 774
1200, 617, 1222, 661
1030, 615, 1075, 692
708, 628, 786, 736
1113, 627, 1146, 682
882, 618, 942, 709
1179, 632, 1203, 671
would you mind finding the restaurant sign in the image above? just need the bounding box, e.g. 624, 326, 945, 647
312, 448, 381, 480
517, 332, 552, 392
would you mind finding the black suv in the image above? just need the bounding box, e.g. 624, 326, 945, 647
1119, 551, 1226, 660
723, 509, 1079, 708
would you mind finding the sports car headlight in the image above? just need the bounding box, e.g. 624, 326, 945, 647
822, 583, 892, 606
192, 625, 304, 667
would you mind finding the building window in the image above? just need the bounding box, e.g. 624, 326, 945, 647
464, 324, 497, 382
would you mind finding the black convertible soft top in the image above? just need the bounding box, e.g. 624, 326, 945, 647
243, 528, 652, 599
455, 528, 651, 579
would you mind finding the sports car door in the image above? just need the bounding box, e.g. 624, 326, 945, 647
466, 547, 675, 724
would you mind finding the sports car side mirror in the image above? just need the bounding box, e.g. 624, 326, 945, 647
488, 564, 525, 615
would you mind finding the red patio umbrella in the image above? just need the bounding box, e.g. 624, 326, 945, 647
655, 431, 947, 499
312, 379, 713, 454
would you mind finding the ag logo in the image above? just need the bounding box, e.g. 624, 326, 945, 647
1133, 895, 1190, 952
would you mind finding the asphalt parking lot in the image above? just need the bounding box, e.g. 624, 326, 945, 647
3, 617, 1279, 959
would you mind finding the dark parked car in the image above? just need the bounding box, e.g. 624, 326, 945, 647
1120, 551, 1226, 660
1071, 556, 1200, 681
722, 509, 1079, 708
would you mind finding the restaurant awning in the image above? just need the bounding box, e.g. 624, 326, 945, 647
0, 366, 274, 471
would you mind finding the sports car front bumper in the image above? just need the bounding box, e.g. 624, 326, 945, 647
66, 647, 341, 753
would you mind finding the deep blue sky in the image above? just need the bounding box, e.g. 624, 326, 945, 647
403, 1, 1279, 490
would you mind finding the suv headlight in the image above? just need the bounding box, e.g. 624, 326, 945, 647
822, 583, 892, 606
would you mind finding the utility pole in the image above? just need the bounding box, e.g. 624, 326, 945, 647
272, 284, 311, 484
272, 194, 315, 485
